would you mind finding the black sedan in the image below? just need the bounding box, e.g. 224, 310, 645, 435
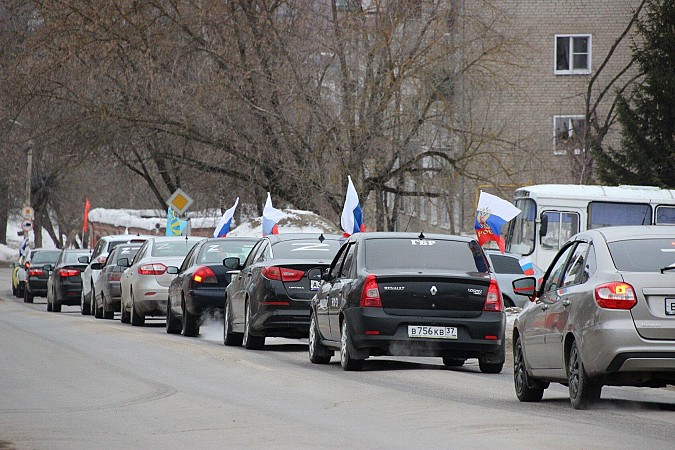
45, 249, 91, 312
91, 243, 142, 319
224, 233, 342, 349
307, 232, 506, 372
166, 237, 258, 337
24, 249, 62, 303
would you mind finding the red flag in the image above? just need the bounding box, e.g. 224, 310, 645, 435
82, 197, 91, 233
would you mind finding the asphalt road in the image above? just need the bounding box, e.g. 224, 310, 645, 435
1, 268, 674, 449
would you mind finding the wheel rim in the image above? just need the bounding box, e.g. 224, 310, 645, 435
224, 303, 230, 336
569, 345, 581, 399
243, 303, 250, 346
340, 322, 347, 365
514, 340, 526, 395
309, 316, 316, 358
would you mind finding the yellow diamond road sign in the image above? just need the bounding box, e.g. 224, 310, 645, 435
167, 189, 193, 215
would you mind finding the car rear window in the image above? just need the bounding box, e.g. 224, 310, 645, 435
608, 238, 675, 272
151, 241, 196, 258
30, 251, 62, 264
271, 239, 341, 259
64, 252, 90, 263
199, 241, 258, 264
365, 238, 489, 272
488, 254, 523, 274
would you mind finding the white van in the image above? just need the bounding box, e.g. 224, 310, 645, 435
505, 184, 675, 269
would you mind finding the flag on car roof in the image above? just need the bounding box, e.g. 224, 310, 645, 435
341, 175, 365, 237
475, 191, 521, 253
213, 198, 239, 238
166, 207, 182, 236
262, 193, 285, 236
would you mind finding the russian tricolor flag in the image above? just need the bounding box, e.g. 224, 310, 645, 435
519, 256, 535, 276
474, 191, 521, 253
213, 198, 239, 238
341, 176, 365, 237
262, 193, 285, 236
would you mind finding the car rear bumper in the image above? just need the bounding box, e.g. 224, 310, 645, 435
184, 288, 226, 315
134, 288, 168, 316
344, 308, 505, 359
253, 304, 310, 338
56, 283, 83, 305
26, 279, 48, 296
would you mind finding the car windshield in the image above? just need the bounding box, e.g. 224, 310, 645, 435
199, 241, 257, 264
608, 238, 675, 272
64, 252, 91, 263
365, 238, 489, 272
151, 241, 196, 258
488, 254, 524, 274
30, 251, 61, 264
272, 239, 341, 259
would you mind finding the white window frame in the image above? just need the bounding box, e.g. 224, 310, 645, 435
553, 115, 585, 156
554, 34, 591, 75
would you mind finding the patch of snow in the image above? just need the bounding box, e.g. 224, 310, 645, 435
1, 217, 58, 264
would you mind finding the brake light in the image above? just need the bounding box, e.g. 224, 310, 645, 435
261, 267, 305, 282
28, 268, 44, 276
360, 274, 382, 307
483, 278, 503, 312
193, 266, 218, 284
108, 273, 121, 282
58, 268, 80, 277
138, 263, 167, 275
594, 282, 637, 310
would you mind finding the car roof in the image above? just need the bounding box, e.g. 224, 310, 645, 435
582, 225, 675, 242
265, 233, 343, 243
351, 232, 475, 243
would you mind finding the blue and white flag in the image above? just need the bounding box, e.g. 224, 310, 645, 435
213, 198, 239, 238
475, 191, 521, 253
262, 193, 285, 236
341, 176, 365, 237
19, 238, 29, 258
166, 207, 181, 236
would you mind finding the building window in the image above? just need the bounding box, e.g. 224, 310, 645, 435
553, 116, 585, 155
555, 35, 591, 74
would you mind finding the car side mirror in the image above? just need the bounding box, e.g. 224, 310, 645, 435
512, 277, 537, 300
117, 258, 131, 268
223, 257, 241, 270
166, 266, 179, 275
539, 214, 548, 237
43, 264, 54, 272
307, 268, 324, 282
78, 255, 90, 264
320, 267, 334, 282
90, 262, 103, 270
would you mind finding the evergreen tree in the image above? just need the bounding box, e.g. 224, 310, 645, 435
594, 0, 675, 188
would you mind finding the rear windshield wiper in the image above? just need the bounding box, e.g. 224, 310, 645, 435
660, 266, 675, 274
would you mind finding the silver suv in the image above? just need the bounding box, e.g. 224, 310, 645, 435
512, 226, 675, 409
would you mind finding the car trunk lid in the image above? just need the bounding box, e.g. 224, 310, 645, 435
626, 272, 675, 340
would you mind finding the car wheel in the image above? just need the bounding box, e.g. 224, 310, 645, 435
47, 291, 53, 312
93, 290, 103, 319
18, 281, 25, 298
442, 356, 465, 367
568, 341, 602, 410
223, 300, 243, 346
166, 297, 181, 334
120, 299, 130, 324
182, 302, 200, 338
80, 291, 90, 315
479, 358, 503, 374
12, 283, 17, 297
242, 301, 264, 350
102, 294, 114, 320
513, 336, 546, 402
24, 287, 33, 303
309, 313, 332, 364
130, 293, 145, 326
340, 320, 363, 371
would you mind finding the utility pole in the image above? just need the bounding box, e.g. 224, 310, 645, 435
25, 143, 32, 207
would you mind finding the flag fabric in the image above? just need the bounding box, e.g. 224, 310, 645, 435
180, 218, 190, 236
213, 198, 239, 238
340, 175, 365, 237
82, 197, 91, 233
166, 207, 182, 236
475, 191, 521, 253
519, 256, 535, 276
19, 238, 29, 258
262, 192, 285, 236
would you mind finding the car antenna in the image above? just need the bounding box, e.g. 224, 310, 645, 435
404, 213, 413, 232
318, 233, 325, 243
418, 232, 425, 240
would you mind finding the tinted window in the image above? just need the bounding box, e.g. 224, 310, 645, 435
199, 241, 257, 264
608, 239, 675, 272
588, 202, 651, 229
340, 244, 356, 278
64, 251, 91, 263
364, 238, 489, 272
30, 251, 62, 264
656, 206, 675, 224
151, 241, 196, 258
489, 254, 524, 274
271, 240, 341, 259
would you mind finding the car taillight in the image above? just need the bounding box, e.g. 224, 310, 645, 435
108, 273, 121, 282
28, 268, 44, 276
58, 269, 80, 277
193, 266, 218, 284
261, 266, 305, 282
594, 282, 637, 310
360, 274, 382, 307
483, 278, 503, 312
138, 263, 167, 275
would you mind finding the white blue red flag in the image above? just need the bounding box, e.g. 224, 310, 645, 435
341, 176, 365, 237
475, 191, 521, 253
213, 198, 239, 238
519, 256, 535, 276
262, 193, 285, 236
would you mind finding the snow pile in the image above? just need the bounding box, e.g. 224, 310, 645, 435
0, 217, 57, 264
228, 209, 340, 237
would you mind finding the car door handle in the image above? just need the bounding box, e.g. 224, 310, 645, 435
562, 299, 571, 307
540, 304, 549, 311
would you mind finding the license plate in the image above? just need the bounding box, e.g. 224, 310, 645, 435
310, 280, 321, 291
666, 298, 675, 315
408, 326, 457, 339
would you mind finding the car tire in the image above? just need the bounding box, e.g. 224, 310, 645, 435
53, 298, 62, 313
568, 341, 602, 410
513, 336, 546, 402
166, 298, 182, 334
479, 359, 503, 374
223, 300, 243, 346
47, 293, 53, 312
12, 283, 17, 297
18, 282, 25, 298
80, 291, 90, 315
442, 356, 465, 367
309, 313, 332, 364
102, 294, 114, 320
130, 293, 145, 327
340, 320, 363, 371
93, 290, 103, 319
120, 300, 130, 324
242, 301, 264, 350
182, 305, 200, 338
24, 287, 33, 303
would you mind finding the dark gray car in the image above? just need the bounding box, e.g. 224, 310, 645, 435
512, 226, 675, 409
